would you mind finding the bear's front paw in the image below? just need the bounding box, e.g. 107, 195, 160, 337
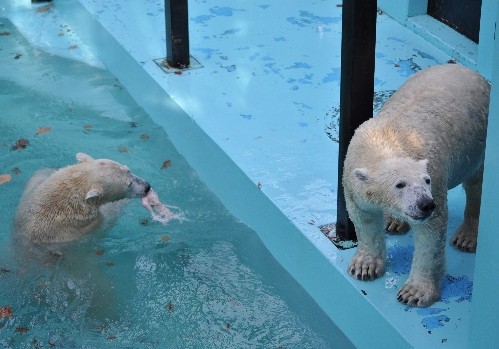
385, 217, 410, 234
397, 279, 440, 307
348, 251, 384, 280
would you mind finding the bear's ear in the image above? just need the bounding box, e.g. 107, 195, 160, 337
85, 186, 103, 202
353, 168, 370, 182
76, 153, 94, 163
418, 159, 429, 169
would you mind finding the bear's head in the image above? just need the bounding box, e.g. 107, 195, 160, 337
75, 153, 151, 204
351, 157, 435, 223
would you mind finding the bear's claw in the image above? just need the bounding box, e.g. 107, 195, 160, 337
397, 279, 440, 307
348, 251, 384, 281
385, 217, 410, 234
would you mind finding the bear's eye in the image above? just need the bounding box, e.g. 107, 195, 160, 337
425, 178, 431, 185
395, 182, 406, 189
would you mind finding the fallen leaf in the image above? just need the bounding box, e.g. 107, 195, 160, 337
11, 167, 21, 175
129, 122, 137, 128
160, 235, 171, 241
0, 268, 10, 273
118, 146, 128, 153
95, 249, 105, 256
68, 44, 78, 50
140, 134, 150, 141
36, 4, 52, 12
83, 125, 93, 130
11, 139, 29, 150
105, 262, 114, 267
257, 182, 262, 189
15, 327, 29, 333
161, 160, 171, 169
35, 126, 52, 135
140, 219, 149, 226
0, 32, 10, 36
14, 53, 22, 60
107, 335, 117, 340
167, 303, 174, 312
0, 306, 13, 318
0, 174, 11, 184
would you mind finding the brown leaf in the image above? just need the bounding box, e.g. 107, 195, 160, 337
36, 4, 52, 12
83, 125, 93, 130
167, 303, 174, 312
140, 134, 150, 141
68, 44, 78, 50
95, 249, 105, 256
15, 327, 29, 333
118, 146, 128, 153
161, 160, 172, 169
0, 32, 10, 36
11, 167, 21, 175
35, 126, 52, 135
11, 139, 29, 150
0, 306, 13, 318
160, 235, 171, 241
14, 53, 22, 60
105, 262, 114, 267
0, 174, 11, 184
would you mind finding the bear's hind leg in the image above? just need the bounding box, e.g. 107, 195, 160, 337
451, 166, 483, 252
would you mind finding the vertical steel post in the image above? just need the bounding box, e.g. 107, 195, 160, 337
165, 0, 190, 68
336, 0, 377, 241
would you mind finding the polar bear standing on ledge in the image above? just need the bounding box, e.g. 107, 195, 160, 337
343, 64, 489, 307
15, 153, 151, 244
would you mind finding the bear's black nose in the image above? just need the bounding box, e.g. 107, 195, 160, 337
417, 197, 436, 217
145, 182, 151, 193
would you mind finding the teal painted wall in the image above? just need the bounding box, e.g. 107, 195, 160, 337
469, 3, 499, 346
379, 0, 497, 79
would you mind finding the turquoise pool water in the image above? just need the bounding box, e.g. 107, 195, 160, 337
0, 19, 352, 348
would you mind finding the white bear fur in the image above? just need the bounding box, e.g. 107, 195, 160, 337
15, 153, 151, 243
343, 64, 489, 307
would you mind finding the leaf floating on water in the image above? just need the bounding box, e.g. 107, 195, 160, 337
160, 235, 171, 241
0, 31, 10, 36
68, 45, 78, 50
1, 268, 11, 273
0, 306, 13, 318
83, 125, 93, 130
167, 303, 174, 312
0, 174, 11, 185
11, 138, 29, 150
118, 146, 128, 153
161, 160, 171, 169
95, 249, 105, 256
11, 167, 22, 175
15, 327, 29, 333
105, 262, 114, 267
107, 335, 117, 340
129, 122, 137, 128
35, 126, 52, 135
140, 219, 149, 226
14, 53, 22, 60
140, 133, 150, 141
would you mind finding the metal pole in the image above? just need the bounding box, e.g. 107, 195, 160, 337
336, 0, 377, 241
165, 0, 190, 68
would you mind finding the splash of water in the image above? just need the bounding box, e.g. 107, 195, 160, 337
141, 188, 185, 224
